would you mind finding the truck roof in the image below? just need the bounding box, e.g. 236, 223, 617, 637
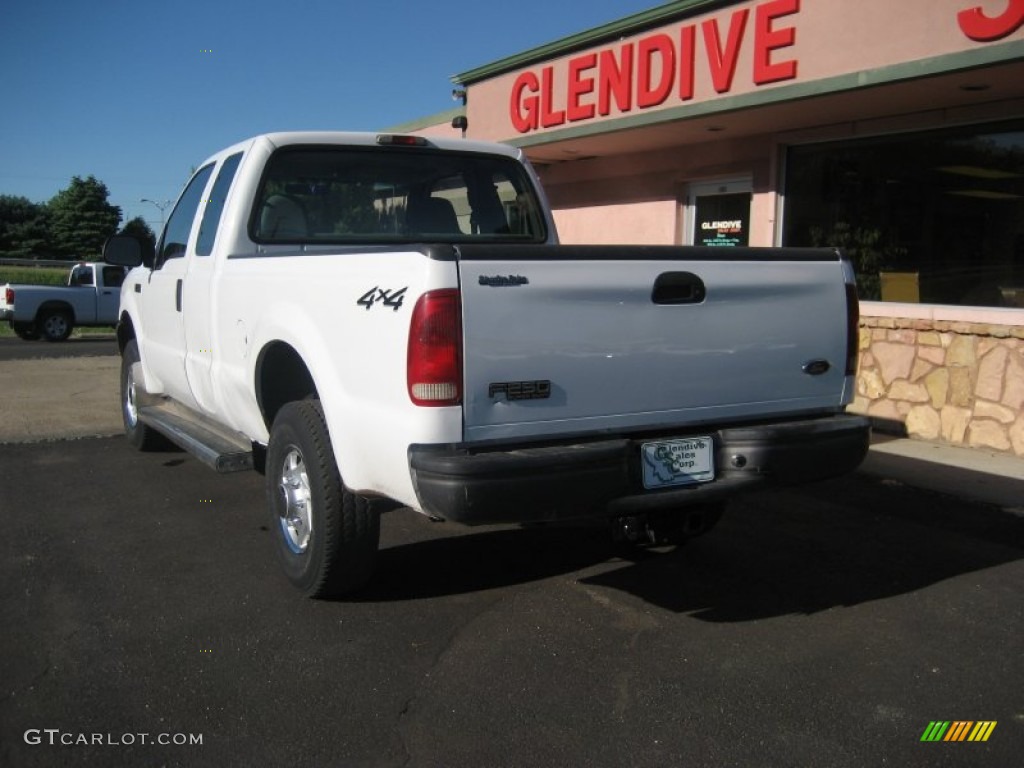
215, 131, 524, 162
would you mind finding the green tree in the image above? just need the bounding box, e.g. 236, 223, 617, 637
0, 195, 50, 258
119, 216, 156, 258
47, 176, 122, 260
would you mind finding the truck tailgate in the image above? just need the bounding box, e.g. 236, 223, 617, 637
456, 245, 854, 443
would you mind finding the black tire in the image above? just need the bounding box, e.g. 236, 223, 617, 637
266, 400, 379, 598
121, 339, 168, 450
12, 322, 40, 341
37, 309, 73, 342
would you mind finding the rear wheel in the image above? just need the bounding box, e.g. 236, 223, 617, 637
266, 400, 379, 598
37, 309, 72, 342
12, 322, 40, 341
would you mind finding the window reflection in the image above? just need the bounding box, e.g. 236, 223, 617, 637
783, 121, 1024, 308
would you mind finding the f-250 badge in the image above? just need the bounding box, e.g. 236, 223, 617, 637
489, 380, 551, 401
358, 286, 407, 311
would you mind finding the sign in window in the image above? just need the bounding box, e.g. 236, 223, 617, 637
687, 179, 752, 247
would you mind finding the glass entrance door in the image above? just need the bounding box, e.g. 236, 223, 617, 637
686, 178, 752, 247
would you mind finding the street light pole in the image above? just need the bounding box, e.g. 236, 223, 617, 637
140, 198, 172, 232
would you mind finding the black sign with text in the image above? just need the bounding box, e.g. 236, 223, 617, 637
695, 192, 750, 247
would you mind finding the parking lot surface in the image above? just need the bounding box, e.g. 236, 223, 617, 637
0, 335, 118, 362
2, 434, 1021, 767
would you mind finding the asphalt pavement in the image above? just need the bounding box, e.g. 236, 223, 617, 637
1, 347, 1022, 767
0, 334, 118, 361
2, 436, 1021, 767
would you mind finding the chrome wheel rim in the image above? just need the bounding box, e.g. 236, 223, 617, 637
44, 315, 67, 338
124, 367, 139, 427
278, 447, 312, 554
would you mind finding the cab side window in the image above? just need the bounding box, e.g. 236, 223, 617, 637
102, 266, 126, 288
196, 153, 242, 256
156, 164, 215, 267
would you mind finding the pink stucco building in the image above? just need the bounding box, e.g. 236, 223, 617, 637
396, 0, 1024, 457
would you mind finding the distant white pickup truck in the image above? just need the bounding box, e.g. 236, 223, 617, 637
1, 263, 127, 341
103, 131, 870, 598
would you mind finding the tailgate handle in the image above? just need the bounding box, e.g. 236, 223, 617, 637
652, 272, 706, 305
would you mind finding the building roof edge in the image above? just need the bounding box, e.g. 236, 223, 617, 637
452, 0, 734, 85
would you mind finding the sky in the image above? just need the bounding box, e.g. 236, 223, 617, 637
0, 0, 662, 233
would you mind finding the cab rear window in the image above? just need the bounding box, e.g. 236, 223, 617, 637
250, 146, 546, 244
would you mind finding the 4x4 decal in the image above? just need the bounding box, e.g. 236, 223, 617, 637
358, 286, 407, 312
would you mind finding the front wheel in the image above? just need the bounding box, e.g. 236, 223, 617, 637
37, 310, 73, 342
266, 400, 380, 598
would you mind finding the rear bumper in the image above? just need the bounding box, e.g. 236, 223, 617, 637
409, 413, 870, 525
0, 308, 12, 321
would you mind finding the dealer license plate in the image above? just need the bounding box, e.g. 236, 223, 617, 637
641, 437, 714, 489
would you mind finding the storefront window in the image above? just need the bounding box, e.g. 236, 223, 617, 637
782, 121, 1024, 308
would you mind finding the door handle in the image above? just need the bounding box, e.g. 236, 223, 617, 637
175, 279, 183, 312
652, 272, 706, 304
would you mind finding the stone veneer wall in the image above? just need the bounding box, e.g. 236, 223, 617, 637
850, 312, 1024, 457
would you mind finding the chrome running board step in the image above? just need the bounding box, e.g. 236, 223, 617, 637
138, 402, 254, 473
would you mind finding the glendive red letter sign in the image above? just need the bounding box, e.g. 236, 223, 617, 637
508, 0, 1024, 135
957, 0, 1024, 41
510, 0, 799, 134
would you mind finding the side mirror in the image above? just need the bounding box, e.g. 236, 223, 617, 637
103, 235, 152, 269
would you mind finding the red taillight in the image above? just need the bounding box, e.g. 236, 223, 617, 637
845, 281, 859, 376
4, 287, 13, 305
407, 289, 462, 407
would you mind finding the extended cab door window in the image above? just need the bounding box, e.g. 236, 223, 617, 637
102, 266, 126, 288
156, 164, 215, 267
97, 266, 123, 320
196, 152, 242, 256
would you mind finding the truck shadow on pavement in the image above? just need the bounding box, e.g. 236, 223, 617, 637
358, 473, 1023, 620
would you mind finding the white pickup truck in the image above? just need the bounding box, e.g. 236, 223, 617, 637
103, 131, 869, 598
1, 262, 127, 341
